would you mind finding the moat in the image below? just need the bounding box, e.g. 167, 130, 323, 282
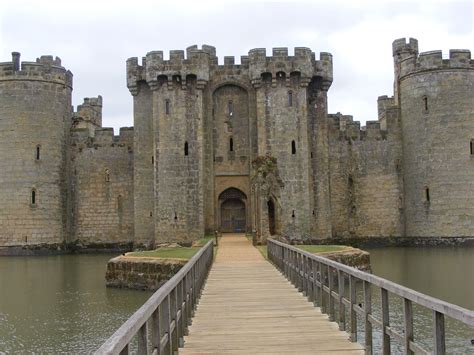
0, 247, 472, 353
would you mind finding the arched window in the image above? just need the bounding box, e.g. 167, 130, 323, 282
288, 91, 293, 107
291, 140, 296, 155
229, 138, 234, 152
165, 100, 171, 115
36, 145, 41, 160
31, 189, 37, 206
184, 141, 189, 156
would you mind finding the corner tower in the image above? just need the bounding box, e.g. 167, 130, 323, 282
0, 53, 73, 247
394, 39, 474, 237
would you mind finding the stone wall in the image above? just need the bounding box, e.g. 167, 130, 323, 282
70, 127, 134, 246
106, 255, 186, 291
0, 53, 72, 247
396, 45, 474, 237
328, 112, 403, 238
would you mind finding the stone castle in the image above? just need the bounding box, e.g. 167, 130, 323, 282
0, 38, 473, 251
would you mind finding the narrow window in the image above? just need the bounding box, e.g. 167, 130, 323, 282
165, 100, 170, 114
470, 140, 473, 155
151, 156, 154, 164
423, 96, 428, 112
291, 140, 296, 155
228, 101, 233, 117
184, 141, 189, 156
31, 189, 36, 205
174, 212, 178, 220
425, 187, 430, 203
117, 195, 123, 213
105, 168, 110, 182
291, 210, 295, 218
229, 138, 234, 152
36, 145, 40, 160
288, 91, 293, 107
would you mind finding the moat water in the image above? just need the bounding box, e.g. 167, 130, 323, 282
0, 254, 151, 353
0, 247, 472, 353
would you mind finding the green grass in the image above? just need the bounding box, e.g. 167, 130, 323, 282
295, 245, 349, 254
127, 247, 201, 260
126, 235, 216, 260
194, 235, 214, 247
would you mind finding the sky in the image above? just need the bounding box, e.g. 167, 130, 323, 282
0, 0, 472, 133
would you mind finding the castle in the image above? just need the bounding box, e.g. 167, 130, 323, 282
0, 38, 473, 251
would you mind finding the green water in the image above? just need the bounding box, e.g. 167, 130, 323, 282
0, 254, 151, 353
366, 247, 474, 354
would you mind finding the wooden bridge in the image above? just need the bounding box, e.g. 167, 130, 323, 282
96, 234, 474, 355
180, 234, 362, 354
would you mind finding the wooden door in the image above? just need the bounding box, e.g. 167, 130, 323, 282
220, 199, 246, 232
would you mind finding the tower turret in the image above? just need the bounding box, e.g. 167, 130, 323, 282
0, 52, 73, 247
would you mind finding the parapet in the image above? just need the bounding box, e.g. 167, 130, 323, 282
127, 45, 333, 94
0, 52, 73, 88
396, 39, 473, 79
127, 45, 217, 94
392, 38, 418, 57
248, 47, 332, 86
328, 112, 387, 141
71, 126, 134, 147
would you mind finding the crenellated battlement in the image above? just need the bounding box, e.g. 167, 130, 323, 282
328, 113, 388, 141
0, 52, 73, 88
127, 45, 333, 94
71, 126, 134, 148
395, 39, 474, 79
73, 96, 103, 127
247, 47, 332, 86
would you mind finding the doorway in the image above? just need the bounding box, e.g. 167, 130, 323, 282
219, 188, 247, 233
268, 199, 276, 235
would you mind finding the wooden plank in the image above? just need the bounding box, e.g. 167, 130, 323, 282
181, 234, 364, 354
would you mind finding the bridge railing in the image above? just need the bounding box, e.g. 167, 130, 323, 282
96, 240, 214, 355
268, 239, 474, 355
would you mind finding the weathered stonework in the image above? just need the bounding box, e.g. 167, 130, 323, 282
105, 255, 186, 291
0, 37, 473, 251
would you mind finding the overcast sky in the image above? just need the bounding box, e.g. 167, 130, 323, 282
1, 0, 472, 133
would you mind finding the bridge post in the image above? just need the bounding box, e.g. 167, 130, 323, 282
381, 288, 390, 354
404, 298, 414, 355
363, 281, 372, 354
338, 270, 345, 330
349, 275, 357, 342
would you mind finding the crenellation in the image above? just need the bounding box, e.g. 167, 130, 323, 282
224, 56, 235, 65
272, 47, 288, 57
449, 49, 471, 67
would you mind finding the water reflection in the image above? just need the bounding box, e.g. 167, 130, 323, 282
0, 254, 151, 353
362, 246, 474, 354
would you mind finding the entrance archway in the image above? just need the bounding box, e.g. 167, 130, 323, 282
219, 188, 247, 233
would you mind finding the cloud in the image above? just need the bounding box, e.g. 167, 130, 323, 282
1, 0, 472, 132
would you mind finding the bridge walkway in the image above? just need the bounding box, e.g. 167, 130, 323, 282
180, 233, 364, 354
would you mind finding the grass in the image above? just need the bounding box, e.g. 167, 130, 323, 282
252, 243, 349, 261
127, 247, 200, 260
127, 235, 216, 260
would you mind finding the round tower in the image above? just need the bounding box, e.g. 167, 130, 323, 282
394, 39, 474, 237
0, 52, 73, 248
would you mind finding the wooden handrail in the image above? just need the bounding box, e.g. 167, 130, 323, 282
267, 238, 474, 354
96, 240, 214, 355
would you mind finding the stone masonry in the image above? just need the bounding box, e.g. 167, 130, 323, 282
0, 37, 473, 250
